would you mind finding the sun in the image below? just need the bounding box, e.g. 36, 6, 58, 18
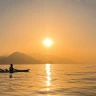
43, 38, 53, 47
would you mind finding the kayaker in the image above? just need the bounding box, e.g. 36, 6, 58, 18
9, 64, 16, 73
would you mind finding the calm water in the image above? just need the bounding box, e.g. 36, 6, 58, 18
0, 64, 96, 96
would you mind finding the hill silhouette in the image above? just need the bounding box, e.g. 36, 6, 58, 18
0, 52, 43, 64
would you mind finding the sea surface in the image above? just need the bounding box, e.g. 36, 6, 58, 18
0, 64, 96, 96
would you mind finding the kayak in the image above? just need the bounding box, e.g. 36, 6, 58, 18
0, 69, 30, 73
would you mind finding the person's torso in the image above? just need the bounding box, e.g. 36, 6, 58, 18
9, 67, 13, 71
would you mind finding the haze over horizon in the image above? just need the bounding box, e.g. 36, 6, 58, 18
0, 0, 96, 62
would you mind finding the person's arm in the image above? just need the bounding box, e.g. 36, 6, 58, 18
13, 68, 17, 71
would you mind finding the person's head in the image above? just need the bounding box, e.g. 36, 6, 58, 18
10, 64, 13, 67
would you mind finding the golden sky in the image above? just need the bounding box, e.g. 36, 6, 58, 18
0, 0, 96, 59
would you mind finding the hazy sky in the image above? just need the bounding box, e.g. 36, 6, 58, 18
0, 0, 96, 59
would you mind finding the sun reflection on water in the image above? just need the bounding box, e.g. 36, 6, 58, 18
46, 64, 51, 88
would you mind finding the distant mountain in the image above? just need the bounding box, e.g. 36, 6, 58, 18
0, 52, 43, 64
0, 52, 78, 64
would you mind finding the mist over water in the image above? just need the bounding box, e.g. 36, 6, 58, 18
0, 64, 96, 96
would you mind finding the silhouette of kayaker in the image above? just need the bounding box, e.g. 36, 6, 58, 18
0, 64, 29, 73
9, 64, 16, 73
